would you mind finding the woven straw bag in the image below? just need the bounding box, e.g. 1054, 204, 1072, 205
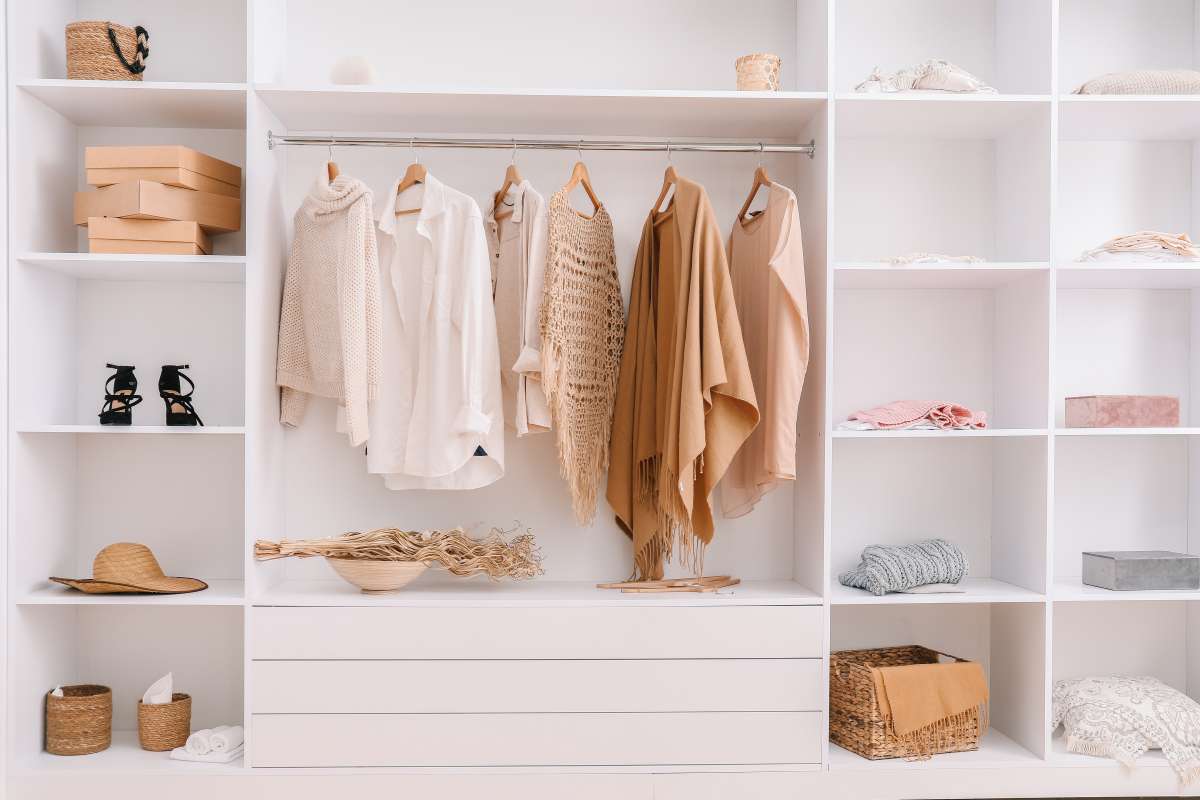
66, 21, 150, 81
736, 53, 781, 91
829, 645, 983, 760
137, 693, 192, 751
45, 685, 112, 756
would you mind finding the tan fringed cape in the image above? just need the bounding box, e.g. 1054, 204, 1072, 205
607, 176, 759, 581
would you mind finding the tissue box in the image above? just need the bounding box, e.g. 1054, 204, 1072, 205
1065, 395, 1179, 428
87, 218, 212, 255
74, 180, 241, 233
1082, 550, 1200, 591
85, 145, 241, 198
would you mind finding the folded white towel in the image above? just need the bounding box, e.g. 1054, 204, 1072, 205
142, 672, 173, 705
170, 743, 244, 764
210, 725, 244, 753
185, 725, 229, 756
50, 686, 64, 698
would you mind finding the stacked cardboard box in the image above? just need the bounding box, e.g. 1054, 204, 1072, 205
74, 146, 242, 255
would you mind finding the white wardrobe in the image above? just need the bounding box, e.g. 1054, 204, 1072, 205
6, 1, 1200, 798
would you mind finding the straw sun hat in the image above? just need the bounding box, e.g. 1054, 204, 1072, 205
50, 543, 207, 594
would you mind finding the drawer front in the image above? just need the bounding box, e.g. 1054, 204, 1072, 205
252, 605, 822, 659
252, 658, 823, 713
251, 711, 823, 767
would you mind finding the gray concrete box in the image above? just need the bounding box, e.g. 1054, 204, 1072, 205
1082, 550, 1200, 591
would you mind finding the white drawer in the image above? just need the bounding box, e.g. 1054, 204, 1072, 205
252, 605, 822, 659
251, 711, 823, 767
252, 658, 823, 713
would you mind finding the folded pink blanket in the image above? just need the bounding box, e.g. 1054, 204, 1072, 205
847, 400, 988, 430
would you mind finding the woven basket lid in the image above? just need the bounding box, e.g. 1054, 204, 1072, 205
50, 543, 207, 594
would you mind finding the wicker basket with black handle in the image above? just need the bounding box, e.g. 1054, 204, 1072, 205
66, 21, 149, 81
829, 645, 983, 760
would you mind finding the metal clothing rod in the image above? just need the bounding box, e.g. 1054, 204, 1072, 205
267, 131, 817, 159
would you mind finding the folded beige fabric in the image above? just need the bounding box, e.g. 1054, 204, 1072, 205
1079, 231, 1200, 262
872, 660, 989, 738
1075, 69, 1200, 95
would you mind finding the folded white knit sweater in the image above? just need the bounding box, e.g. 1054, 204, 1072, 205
276, 171, 382, 446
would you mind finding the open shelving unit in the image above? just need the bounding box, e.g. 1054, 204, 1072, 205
6, 0, 1200, 797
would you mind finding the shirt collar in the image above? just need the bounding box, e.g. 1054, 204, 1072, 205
378, 170, 448, 237
485, 179, 528, 227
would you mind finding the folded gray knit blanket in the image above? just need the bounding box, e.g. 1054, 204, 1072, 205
839, 538, 968, 596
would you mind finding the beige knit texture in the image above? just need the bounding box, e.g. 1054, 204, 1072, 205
1075, 69, 1200, 94
276, 175, 382, 446
540, 190, 625, 524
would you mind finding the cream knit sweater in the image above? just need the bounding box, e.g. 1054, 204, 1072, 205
276, 172, 382, 446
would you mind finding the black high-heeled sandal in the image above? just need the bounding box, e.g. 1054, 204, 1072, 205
158, 364, 204, 427
98, 363, 143, 425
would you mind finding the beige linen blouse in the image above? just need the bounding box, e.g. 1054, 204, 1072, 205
485, 180, 551, 437
721, 181, 810, 517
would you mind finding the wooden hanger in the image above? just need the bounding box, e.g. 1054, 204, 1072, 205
325, 143, 339, 182
652, 142, 678, 226
563, 140, 601, 217
395, 139, 427, 217
736, 143, 771, 225
492, 140, 522, 222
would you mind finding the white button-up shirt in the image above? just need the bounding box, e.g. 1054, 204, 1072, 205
368, 172, 504, 490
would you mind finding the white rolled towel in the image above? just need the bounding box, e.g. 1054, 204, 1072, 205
209, 725, 244, 753
185, 725, 229, 756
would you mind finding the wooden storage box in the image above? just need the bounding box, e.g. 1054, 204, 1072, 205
75, 180, 241, 233
88, 217, 212, 255
86, 146, 241, 198
1065, 395, 1180, 428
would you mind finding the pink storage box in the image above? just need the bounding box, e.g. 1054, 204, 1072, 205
1065, 395, 1180, 428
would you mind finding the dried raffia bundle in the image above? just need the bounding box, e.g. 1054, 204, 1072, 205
254, 527, 542, 580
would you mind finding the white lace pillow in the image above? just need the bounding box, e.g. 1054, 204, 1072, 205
1074, 69, 1200, 95
1053, 676, 1200, 784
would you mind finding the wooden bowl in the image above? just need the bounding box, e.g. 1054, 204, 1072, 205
325, 558, 427, 593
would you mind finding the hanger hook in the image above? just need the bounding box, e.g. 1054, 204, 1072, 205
327, 141, 334, 162
667, 140, 672, 164
511, 138, 517, 166
410, 137, 419, 165
577, 139, 583, 162
758, 142, 764, 168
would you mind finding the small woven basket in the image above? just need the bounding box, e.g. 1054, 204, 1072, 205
736, 53, 781, 91
66, 21, 149, 81
829, 645, 982, 760
137, 693, 191, 751
45, 684, 112, 756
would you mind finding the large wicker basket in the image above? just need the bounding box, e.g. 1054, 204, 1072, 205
66, 21, 149, 81
45, 684, 112, 756
137, 693, 191, 751
829, 645, 983, 760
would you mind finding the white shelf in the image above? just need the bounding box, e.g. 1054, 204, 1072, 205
1056, 263, 1200, 289
16, 425, 245, 435
1053, 578, 1200, 603
835, 263, 1048, 289
17, 580, 244, 606
254, 579, 822, 608
16, 80, 247, 129
829, 729, 1042, 770
1055, 427, 1200, 437
1059, 95, 1200, 141
830, 578, 1044, 605
18, 253, 246, 283
835, 94, 1050, 138
256, 85, 827, 138
14, 731, 244, 775
832, 428, 1048, 439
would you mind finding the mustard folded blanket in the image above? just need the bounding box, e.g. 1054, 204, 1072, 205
871, 660, 989, 740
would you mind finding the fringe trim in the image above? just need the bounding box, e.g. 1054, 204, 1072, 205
885, 705, 988, 761
630, 452, 708, 581
1064, 736, 1137, 769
